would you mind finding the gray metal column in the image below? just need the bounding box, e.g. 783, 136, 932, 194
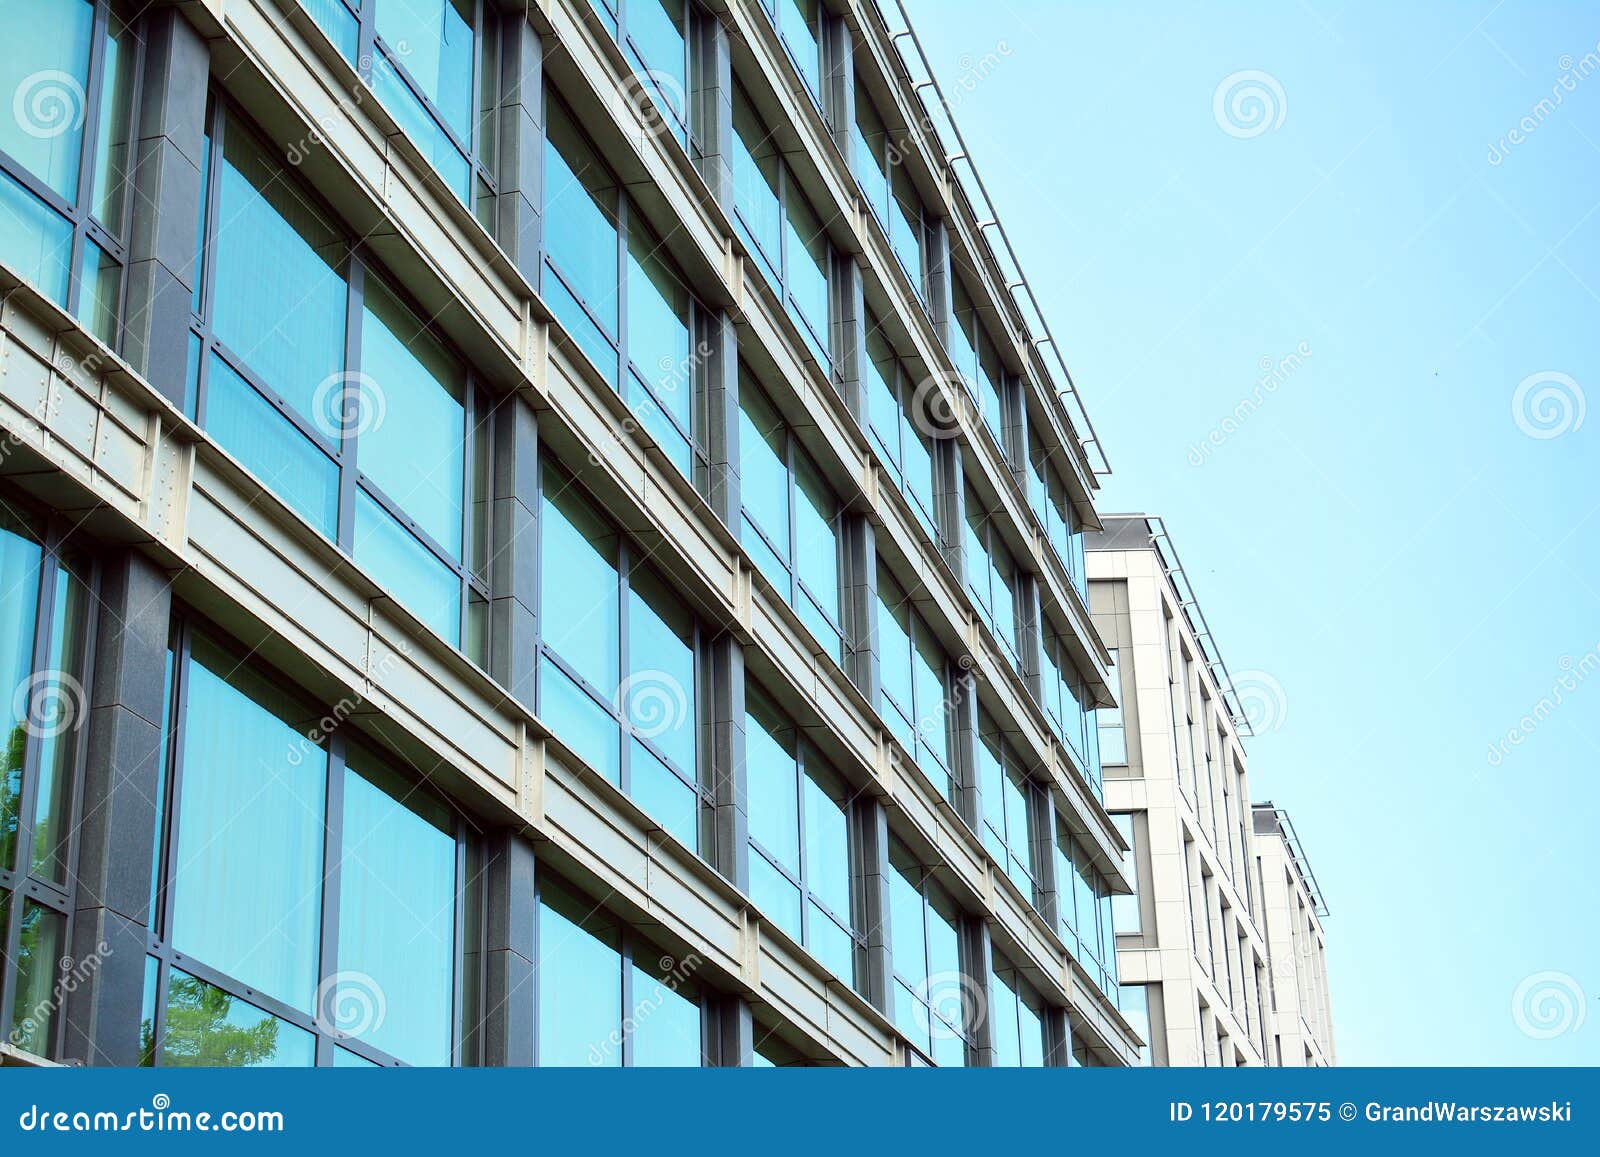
853, 796, 892, 1015
702, 310, 740, 532
934, 436, 967, 589
493, 9, 544, 287
1032, 786, 1062, 937
925, 218, 954, 351
1018, 572, 1046, 705
1045, 1004, 1072, 1066
62, 550, 172, 1066
840, 514, 878, 703
963, 916, 995, 1066
480, 831, 537, 1066
1005, 371, 1031, 490
710, 994, 754, 1066
708, 634, 748, 890
821, 9, 855, 157
949, 656, 981, 833
121, 8, 208, 409
832, 252, 868, 423
689, 5, 735, 207
489, 394, 538, 710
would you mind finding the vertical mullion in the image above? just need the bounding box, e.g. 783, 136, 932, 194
339, 260, 366, 551
194, 99, 225, 428
616, 194, 629, 386
617, 542, 631, 794
155, 620, 191, 947
461, 383, 476, 651
149, 957, 170, 1067
450, 824, 466, 1067
793, 738, 808, 949
355, 0, 376, 83
618, 933, 634, 1067
316, 732, 348, 1066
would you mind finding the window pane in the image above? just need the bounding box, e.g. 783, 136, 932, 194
29, 562, 87, 880
90, 8, 137, 230
802, 763, 851, 923
794, 457, 839, 620
626, 567, 696, 773
781, 0, 822, 98
0, 167, 72, 306
171, 639, 326, 1012
160, 969, 316, 1067
750, 847, 802, 942
299, 0, 359, 59
358, 278, 466, 556
630, 737, 697, 851
0, 0, 93, 198
354, 489, 462, 646
213, 115, 347, 426
371, 51, 471, 200
807, 902, 854, 983
853, 90, 889, 220
629, 0, 688, 132
630, 951, 701, 1067
989, 966, 1021, 1067
540, 653, 620, 785
864, 330, 900, 467
206, 354, 340, 538
0, 514, 43, 874
731, 96, 781, 274
744, 700, 799, 872
73, 237, 119, 345
9, 899, 65, 1058
538, 881, 623, 1066
888, 858, 926, 988
544, 103, 620, 335
373, 0, 473, 139
783, 193, 831, 363
875, 576, 913, 723
737, 381, 790, 562
338, 751, 457, 1066
540, 480, 620, 697
625, 225, 692, 431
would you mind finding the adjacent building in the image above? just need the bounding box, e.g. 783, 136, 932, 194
1253, 803, 1335, 1066
0, 0, 1139, 1067
1087, 515, 1333, 1066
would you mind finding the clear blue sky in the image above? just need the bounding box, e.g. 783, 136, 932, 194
906, 0, 1599, 1065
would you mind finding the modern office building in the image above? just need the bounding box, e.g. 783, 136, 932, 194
1252, 803, 1334, 1067
1087, 515, 1333, 1066
0, 0, 1139, 1067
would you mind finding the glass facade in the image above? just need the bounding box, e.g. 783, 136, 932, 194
0, 0, 135, 345
539, 461, 705, 851
0, 0, 1143, 1072
976, 709, 1038, 903
592, 0, 690, 146
1055, 817, 1119, 1000
537, 875, 703, 1066
875, 565, 958, 800
738, 374, 845, 660
300, 0, 498, 218
544, 93, 709, 485
744, 686, 861, 986
190, 104, 491, 658
888, 840, 970, 1067
963, 483, 1023, 671
731, 86, 834, 369
864, 320, 941, 543
143, 618, 471, 1067
0, 505, 90, 1061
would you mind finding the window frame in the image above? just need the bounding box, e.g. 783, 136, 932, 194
301, 0, 500, 212
534, 870, 708, 1066
0, 0, 140, 345
743, 684, 863, 986
730, 83, 836, 374
535, 457, 711, 851
0, 500, 98, 1062
188, 95, 493, 660
592, 0, 693, 147
542, 87, 711, 487
737, 372, 847, 660
143, 609, 480, 1068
